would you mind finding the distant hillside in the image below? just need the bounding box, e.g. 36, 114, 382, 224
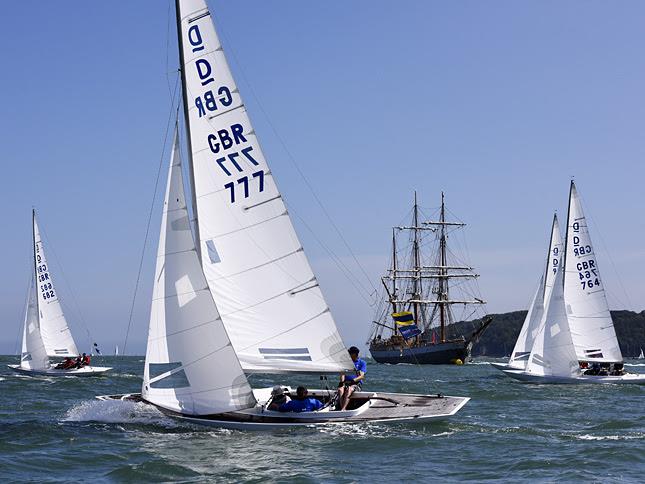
457, 310, 645, 358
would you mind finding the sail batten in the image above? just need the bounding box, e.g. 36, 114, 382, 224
176, 0, 354, 373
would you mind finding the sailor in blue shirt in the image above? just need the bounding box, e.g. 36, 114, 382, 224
278, 386, 323, 412
337, 346, 366, 411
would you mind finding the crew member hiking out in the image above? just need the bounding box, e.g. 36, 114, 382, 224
337, 346, 366, 411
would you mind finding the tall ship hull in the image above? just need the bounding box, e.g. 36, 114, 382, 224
368, 192, 492, 365
370, 340, 469, 365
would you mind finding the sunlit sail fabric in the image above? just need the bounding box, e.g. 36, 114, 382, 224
509, 215, 563, 369
527, 266, 579, 377
33, 215, 78, 357
176, 0, 353, 373
563, 182, 622, 363
509, 276, 544, 369
142, 129, 256, 415
20, 280, 49, 370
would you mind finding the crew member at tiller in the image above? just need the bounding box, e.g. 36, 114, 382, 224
337, 346, 366, 411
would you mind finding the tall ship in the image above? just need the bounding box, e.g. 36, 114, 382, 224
368, 193, 493, 364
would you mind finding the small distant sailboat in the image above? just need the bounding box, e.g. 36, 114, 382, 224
491, 214, 562, 372
638, 348, 644, 359
8, 211, 111, 376
98, 0, 470, 427
502, 182, 645, 384
114, 345, 119, 357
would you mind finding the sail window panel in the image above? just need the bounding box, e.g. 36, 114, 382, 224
149, 369, 190, 389
218, 288, 350, 372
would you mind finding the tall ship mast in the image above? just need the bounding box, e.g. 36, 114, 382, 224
369, 192, 493, 364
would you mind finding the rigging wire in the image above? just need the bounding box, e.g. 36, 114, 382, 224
579, 193, 633, 310
122, 75, 180, 356
210, 12, 379, 304
38, 222, 94, 351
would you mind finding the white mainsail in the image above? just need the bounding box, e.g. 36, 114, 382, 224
526, 263, 580, 377
33, 214, 79, 357
509, 214, 563, 369
20, 280, 49, 371
142, 129, 256, 415
176, 0, 353, 373
563, 182, 622, 363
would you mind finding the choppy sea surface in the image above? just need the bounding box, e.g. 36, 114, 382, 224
0, 355, 643, 482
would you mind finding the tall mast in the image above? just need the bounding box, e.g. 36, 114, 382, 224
562, 180, 574, 290
439, 192, 447, 342
391, 228, 398, 335
32, 209, 40, 323
412, 192, 420, 329
175, 0, 201, 261
543, 213, 558, 299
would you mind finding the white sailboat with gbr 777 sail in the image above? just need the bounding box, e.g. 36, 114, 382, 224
97, 0, 470, 428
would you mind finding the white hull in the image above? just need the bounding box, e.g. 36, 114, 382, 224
97, 387, 470, 430
489, 362, 526, 372
502, 368, 645, 384
8, 364, 111, 377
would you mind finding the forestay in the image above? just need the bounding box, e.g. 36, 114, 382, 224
20, 280, 49, 371
176, 0, 353, 373
33, 215, 78, 357
563, 182, 622, 363
509, 214, 563, 369
526, 264, 579, 377
142, 129, 256, 415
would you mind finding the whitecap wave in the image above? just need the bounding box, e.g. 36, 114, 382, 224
575, 433, 644, 441
62, 399, 173, 426
624, 363, 645, 367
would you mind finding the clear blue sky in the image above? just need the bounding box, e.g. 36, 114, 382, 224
2, 1, 644, 354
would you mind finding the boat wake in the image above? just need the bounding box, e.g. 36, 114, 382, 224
62, 399, 174, 427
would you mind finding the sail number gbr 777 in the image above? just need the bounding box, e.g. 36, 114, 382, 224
188, 22, 264, 205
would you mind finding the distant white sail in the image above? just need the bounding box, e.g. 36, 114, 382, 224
509, 277, 544, 369
509, 214, 563, 369
33, 215, 78, 357
20, 280, 49, 371
114, 345, 119, 356
563, 182, 622, 363
142, 129, 256, 415
526, 264, 579, 377
176, 0, 353, 373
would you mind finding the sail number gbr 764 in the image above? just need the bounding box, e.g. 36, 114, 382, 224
188, 22, 264, 205
571, 221, 600, 291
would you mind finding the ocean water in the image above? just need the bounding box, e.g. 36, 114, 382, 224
0, 355, 643, 483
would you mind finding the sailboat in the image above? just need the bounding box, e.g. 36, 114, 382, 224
638, 348, 644, 359
97, 0, 470, 428
9, 211, 111, 376
491, 214, 562, 372
369, 193, 492, 364
114, 345, 119, 357
502, 182, 645, 384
